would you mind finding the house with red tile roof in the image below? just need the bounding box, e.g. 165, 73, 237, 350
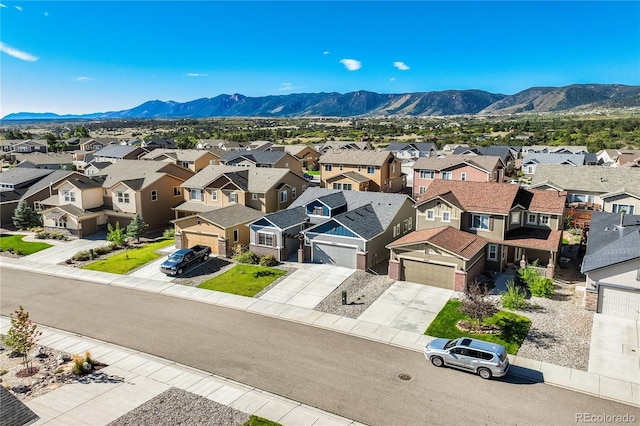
387, 180, 566, 290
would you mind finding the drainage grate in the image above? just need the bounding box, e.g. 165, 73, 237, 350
398, 373, 411, 381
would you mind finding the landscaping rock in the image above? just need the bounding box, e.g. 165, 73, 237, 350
82, 361, 93, 372
12, 385, 30, 393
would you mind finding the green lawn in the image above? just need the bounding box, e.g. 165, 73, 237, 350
0, 234, 52, 255
425, 299, 531, 354
197, 264, 286, 297
305, 170, 320, 176
243, 416, 282, 426
81, 239, 174, 274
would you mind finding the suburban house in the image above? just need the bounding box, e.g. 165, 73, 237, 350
597, 149, 640, 167
411, 155, 505, 197
40, 160, 194, 237
19, 170, 84, 213
385, 142, 437, 160
319, 150, 405, 192
452, 145, 520, 174
140, 138, 177, 149
580, 211, 640, 320
522, 145, 590, 155
91, 145, 147, 163
171, 165, 309, 254
13, 152, 75, 170
394, 180, 566, 289
78, 138, 118, 152
7, 140, 48, 154
529, 165, 640, 226
318, 141, 374, 152
521, 153, 597, 175
281, 145, 321, 170
140, 149, 221, 172
219, 150, 302, 174
248, 188, 416, 269
84, 161, 111, 176
0, 168, 57, 226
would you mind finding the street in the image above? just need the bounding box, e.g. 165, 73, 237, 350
2, 269, 638, 425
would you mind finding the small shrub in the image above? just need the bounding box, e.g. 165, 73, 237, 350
234, 250, 259, 265
72, 353, 85, 375
29, 227, 44, 233
94, 245, 115, 255
259, 254, 278, 267
529, 276, 555, 298
562, 237, 569, 245
83, 351, 93, 364
0, 369, 7, 376
54, 368, 64, 374
163, 227, 175, 239
500, 281, 528, 310
253, 270, 275, 278
72, 250, 91, 261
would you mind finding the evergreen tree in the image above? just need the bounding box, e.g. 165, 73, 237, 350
126, 214, 148, 242
12, 200, 40, 229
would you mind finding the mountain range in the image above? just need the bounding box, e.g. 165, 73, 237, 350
3, 84, 639, 120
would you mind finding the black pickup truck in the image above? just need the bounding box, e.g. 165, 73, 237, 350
160, 245, 211, 276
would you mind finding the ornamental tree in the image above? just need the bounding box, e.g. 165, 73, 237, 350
2, 306, 42, 373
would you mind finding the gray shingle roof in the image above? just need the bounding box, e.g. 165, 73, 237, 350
327, 171, 371, 183
331, 204, 383, 239
220, 150, 287, 165
386, 142, 436, 152
319, 150, 393, 166
260, 206, 308, 229
522, 153, 585, 166
95, 160, 193, 189
140, 149, 216, 162
198, 204, 265, 228
20, 170, 79, 199
0, 386, 39, 426
93, 145, 143, 158
65, 175, 107, 190
0, 168, 54, 185
529, 165, 640, 194
181, 165, 298, 193
581, 211, 640, 273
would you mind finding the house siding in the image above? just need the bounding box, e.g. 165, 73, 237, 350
415, 201, 462, 231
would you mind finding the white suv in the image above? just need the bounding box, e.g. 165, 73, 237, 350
424, 337, 510, 379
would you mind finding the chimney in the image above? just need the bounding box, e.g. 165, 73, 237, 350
619, 211, 625, 228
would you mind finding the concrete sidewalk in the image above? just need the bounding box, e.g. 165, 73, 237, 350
0, 318, 362, 426
1, 256, 638, 408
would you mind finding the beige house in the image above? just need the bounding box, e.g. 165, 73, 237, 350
319, 150, 405, 192
140, 149, 220, 172
219, 151, 302, 174
282, 145, 321, 170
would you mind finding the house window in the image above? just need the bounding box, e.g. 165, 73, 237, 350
526, 166, 534, 174
181, 161, 190, 168
442, 211, 451, 222
333, 183, 342, 190
612, 204, 634, 214
233, 229, 239, 243
190, 189, 202, 201
419, 170, 435, 179
403, 218, 412, 233
357, 166, 362, 172
257, 232, 275, 247
312, 207, 324, 215
211, 190, 218, 201
280, 191, 287, 203
54, 217, 67, 228
511, 211, 521, 225
324, 164, 333, 172
173, 187, 181, 197
367, 166, 375, 174
116, 192, 130, 203
419, 186, 427, 194
488, 244, 498, 261
393, 223, 401, 237
343, 183, 352, 190
151, 190, 158, 202
461, 172, 467, 181
252, 193, 258, 200
426, 210, 435, 220
441, 171, 452, 180
527, 213, 537, 224
391, 163, 396, 173
339, 165, 343, 171
408, 217, 413, 230
472, 214, 490, 230
62, 190, 75, 202
33, 201, 43, 212
292, 187, 297, 198
540, 215, 550, 225
229, 193, 238, 203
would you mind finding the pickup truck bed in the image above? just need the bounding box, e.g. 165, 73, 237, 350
160, 245, 212, 276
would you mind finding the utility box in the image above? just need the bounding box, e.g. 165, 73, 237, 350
341, 290, 347, 305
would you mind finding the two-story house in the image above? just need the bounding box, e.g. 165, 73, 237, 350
385, 142, 437, 161
140, 149, 221, 172
452, 145, 520, 174
172, 165, 309, 256
521, 153, 596, 175
318, 141, 374, 153
0, 168, 56, 226
248, 188, 416, 269
281, 145, 321, 170
219, 150, 302, 174
91, 145, 147, 163
411, 155, 505, 197
319, 150, 405, 192
387, 180, 566, 290
14, 152, 75, 170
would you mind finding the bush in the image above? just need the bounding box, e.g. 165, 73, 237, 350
35, 231, 68, 240
94, 245, 115, 255
234, 250, 259, 265
163, 227, 175, 239
253, 270, 275, 278
500, 281, 528, 310
259, 254, 278, 267
529, 276, 555, 298
72, 250, 91, 261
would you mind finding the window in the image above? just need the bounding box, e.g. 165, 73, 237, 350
612, 204, 634, 214
540, 215, 550, 225
472, 214, 490, 230
292, 187, 297, 198
62, 190, 75, 202
357, 166, 362, 172
54, 217, 67, 228
190, 189, 202, 201
391, 163, 395, 173
233, 229, 239, 243
393, 223, 401, 237
280, 191, 288, 203
116, 192, 130, 203
426, 210, 435, 220
441, 171, 452, 180
403, 218, 413, 232
151, 190, 158, 202
511, 211, 521, 224
33, 201, 43, 212
419, 170, 435, 179
460, 172, 467, 181
442, 211, 451, 222
252, 193, 258, 200
181, 161, 190, 168
313, 207, 324, 215
367, 166, 375, 174
343, 183, 352, 190
229, 193, 238, 203
488, 244, 497, 261
211, 190, 218, 201
419, 186, 427, 194
527, 213, 537, 224
173, 187, 181, 197
339, 165, 343, 171
324, 164, 333, 172
332, 183, 342, 190
257, 232, 275, 247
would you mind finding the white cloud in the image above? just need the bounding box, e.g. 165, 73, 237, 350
75, 77, 92, 82
389, 77, 396, 82
0, 4, 7, 8
393, 61, 410, 71
323, 51, 330, 55
279, 83, 293, 91
186, 73, 207, 77
44, 11, 48, 16
14, 5, 22, 11
340, 58, 361, 71
0, 42, 38, 62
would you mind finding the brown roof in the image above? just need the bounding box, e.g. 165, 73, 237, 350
487, 228, 563, 251
412, 155, 502, 172
527, 189, 567, 214
319, 149, 393, 166
387, 226, 487, 259
416, 180, 519, 214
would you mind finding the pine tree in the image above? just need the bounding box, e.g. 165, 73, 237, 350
12, 200, 37, 230
126, 214, 148, 242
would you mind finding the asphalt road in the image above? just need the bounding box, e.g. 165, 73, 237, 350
2, 269, 638, 425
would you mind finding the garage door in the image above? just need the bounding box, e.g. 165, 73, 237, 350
182, 232, 218, 254
312, 242, 357, 269
401, 259, 454, 289
599, 286, 640, 320
79, 218, 97, 237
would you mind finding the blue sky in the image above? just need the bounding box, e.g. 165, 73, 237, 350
1, 1, 639, 116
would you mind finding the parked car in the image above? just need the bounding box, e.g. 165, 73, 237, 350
160, 245, 211, 276
423, 337, 509, 379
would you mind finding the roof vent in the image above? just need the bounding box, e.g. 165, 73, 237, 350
604, 227, 610, 231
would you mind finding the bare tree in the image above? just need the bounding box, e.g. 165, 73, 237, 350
458, 280, 498, 330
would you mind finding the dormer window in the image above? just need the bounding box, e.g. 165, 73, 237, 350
313, 207, 324, 216
324, 164, 333, 172
229, 193, 238, 203
190, 189, 202, 201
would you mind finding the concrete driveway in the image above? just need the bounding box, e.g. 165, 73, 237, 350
357, 280, 453, 334
588, 313, 640, 384
128, 244, 176, 282
23, 233, 110, 265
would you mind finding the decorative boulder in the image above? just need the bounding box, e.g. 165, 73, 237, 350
82, 361, 93, 372
31, 346, 47, 358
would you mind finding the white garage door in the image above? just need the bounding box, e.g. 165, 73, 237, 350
312, 242, 357, 269
599, 286, 640, 320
